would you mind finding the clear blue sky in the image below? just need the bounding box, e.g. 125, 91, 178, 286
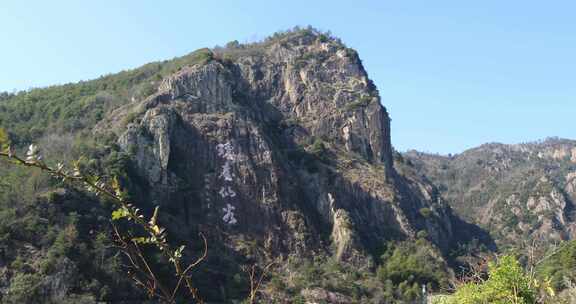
1, 1, 574, 154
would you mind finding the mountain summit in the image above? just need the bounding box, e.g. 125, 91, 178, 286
0, 28, 487, 303
112, 28, 455, 257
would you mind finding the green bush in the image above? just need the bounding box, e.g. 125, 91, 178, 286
377, 241, 450, 302
439, 255, 538, 304
5, 273, 43, 304
536, 241, 576, 291
419, 207, 432, 218
309, 138, 328, 160
417, 230, 429, 239
344, 95, 372, 112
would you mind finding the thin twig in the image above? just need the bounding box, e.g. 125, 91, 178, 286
0, 149, 208, 303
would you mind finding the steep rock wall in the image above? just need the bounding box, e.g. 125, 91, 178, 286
117, 32, 455, 264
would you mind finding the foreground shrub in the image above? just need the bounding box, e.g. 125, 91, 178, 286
434, 255, 550, 304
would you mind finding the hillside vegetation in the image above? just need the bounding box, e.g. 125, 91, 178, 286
1, 27, 575, 303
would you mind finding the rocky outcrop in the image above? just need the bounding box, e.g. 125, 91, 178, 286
406, 138, 576, 248
0, 28, 505, 303
116, 30, 458, 267
300, 288, 352, 303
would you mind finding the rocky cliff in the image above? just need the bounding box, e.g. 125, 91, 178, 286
405, 138, 576, 249
109, 30, 459, 265
0, 28, 488, 303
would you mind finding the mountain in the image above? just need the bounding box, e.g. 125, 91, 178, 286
405, 138, 576, 251
0, 28, 488, 303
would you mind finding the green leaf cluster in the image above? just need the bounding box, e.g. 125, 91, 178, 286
437, 255, 538, 304
536, 241, 576, 291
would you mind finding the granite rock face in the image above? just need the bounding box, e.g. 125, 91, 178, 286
406, 138, 576, 248
117, 30, 458, 265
